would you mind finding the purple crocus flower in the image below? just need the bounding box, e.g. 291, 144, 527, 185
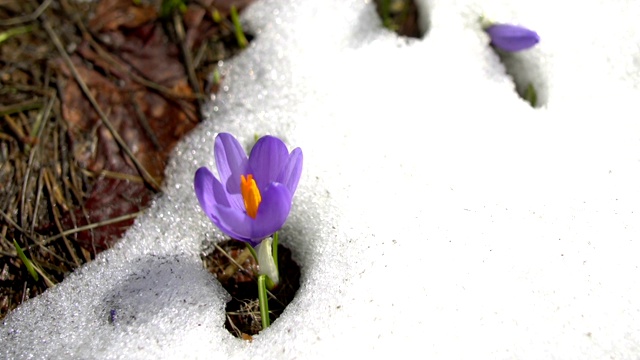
485, 24, 540, 52
194, 133, 303, 247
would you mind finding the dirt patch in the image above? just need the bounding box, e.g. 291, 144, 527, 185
201, 239, 300, 339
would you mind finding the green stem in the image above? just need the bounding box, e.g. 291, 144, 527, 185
230, 5, 248, 49
258, 274, 270, 329
247, 244, 258, 261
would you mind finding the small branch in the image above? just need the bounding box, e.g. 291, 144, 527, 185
0, 209, 37, 243
0, 0, 54, 26
213, 242, 283, 306
132, 100, 162, 151
220, 247, 252, 280
0, 99, 43, 117
33, 210, 145, 249
173, 12, 203, 109
20, 93, 53, 228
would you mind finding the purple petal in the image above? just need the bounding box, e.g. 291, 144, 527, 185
194, 167, 253, 241
486, 24, 540, 52
211, 183, 292, 246
248, 136, 289, 190
215, 133, 248, 194
194, 167, 230, 215
250, 183, 292, 241
195, 167, 251, 240
276, 147, 303, 195
211, 205, 255, 243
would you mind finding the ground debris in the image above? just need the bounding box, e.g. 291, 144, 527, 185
0, 0, 254, 320
202, 239, 300, 338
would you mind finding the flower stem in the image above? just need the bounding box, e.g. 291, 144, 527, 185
258, 274, 270, 329
247, 244, 258, 262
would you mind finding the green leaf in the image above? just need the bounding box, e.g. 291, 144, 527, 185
160, 0, 187, 18
211, 9, 222, 23
525, 83, 537, 108
230, 5, 248, 49
13, 240, 39, 281
0, 25, 33, 45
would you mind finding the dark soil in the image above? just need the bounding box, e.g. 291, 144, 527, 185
202, 239, 300, 339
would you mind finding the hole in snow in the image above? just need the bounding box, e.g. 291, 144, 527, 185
374, 0, 427, 38
201, 239, 301, 339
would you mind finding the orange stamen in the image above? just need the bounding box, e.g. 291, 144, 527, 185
240, 174, 262, 219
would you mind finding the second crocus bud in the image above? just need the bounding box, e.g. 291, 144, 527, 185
485, 23, 540, 52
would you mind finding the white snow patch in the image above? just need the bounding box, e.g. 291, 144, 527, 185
3, 0, 640, 358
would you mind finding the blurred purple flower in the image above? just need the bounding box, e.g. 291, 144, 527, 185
194, 133, 303, 247
485, 24, 540, 52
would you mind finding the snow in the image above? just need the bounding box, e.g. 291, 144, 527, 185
3, 0, 640, 358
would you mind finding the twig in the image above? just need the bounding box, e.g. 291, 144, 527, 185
132, 100, 161, 151
214, 243, 253, 276
0, 209, 36, 243
213, 243, 283, 305
29, 169, 44, 234
68, 9, 202, 102
3, 115, 28, 143
40, 16, 162, 192
173, 12, 203, 108
42, 167, 81, 267
80, 168, 144, 183
20, 281, 28, 304
220, 247, 251, 280
33, 263, 56, 288
42, 168, 65, 211
0, 0, 54, 26
28, 89, 55, 147
58, 112, 93, 250
33, 210, 145, 249
226, 313, 244, 338
0, 99, 43, 117
20, 93, 53, 228
192, 40, 208, 69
